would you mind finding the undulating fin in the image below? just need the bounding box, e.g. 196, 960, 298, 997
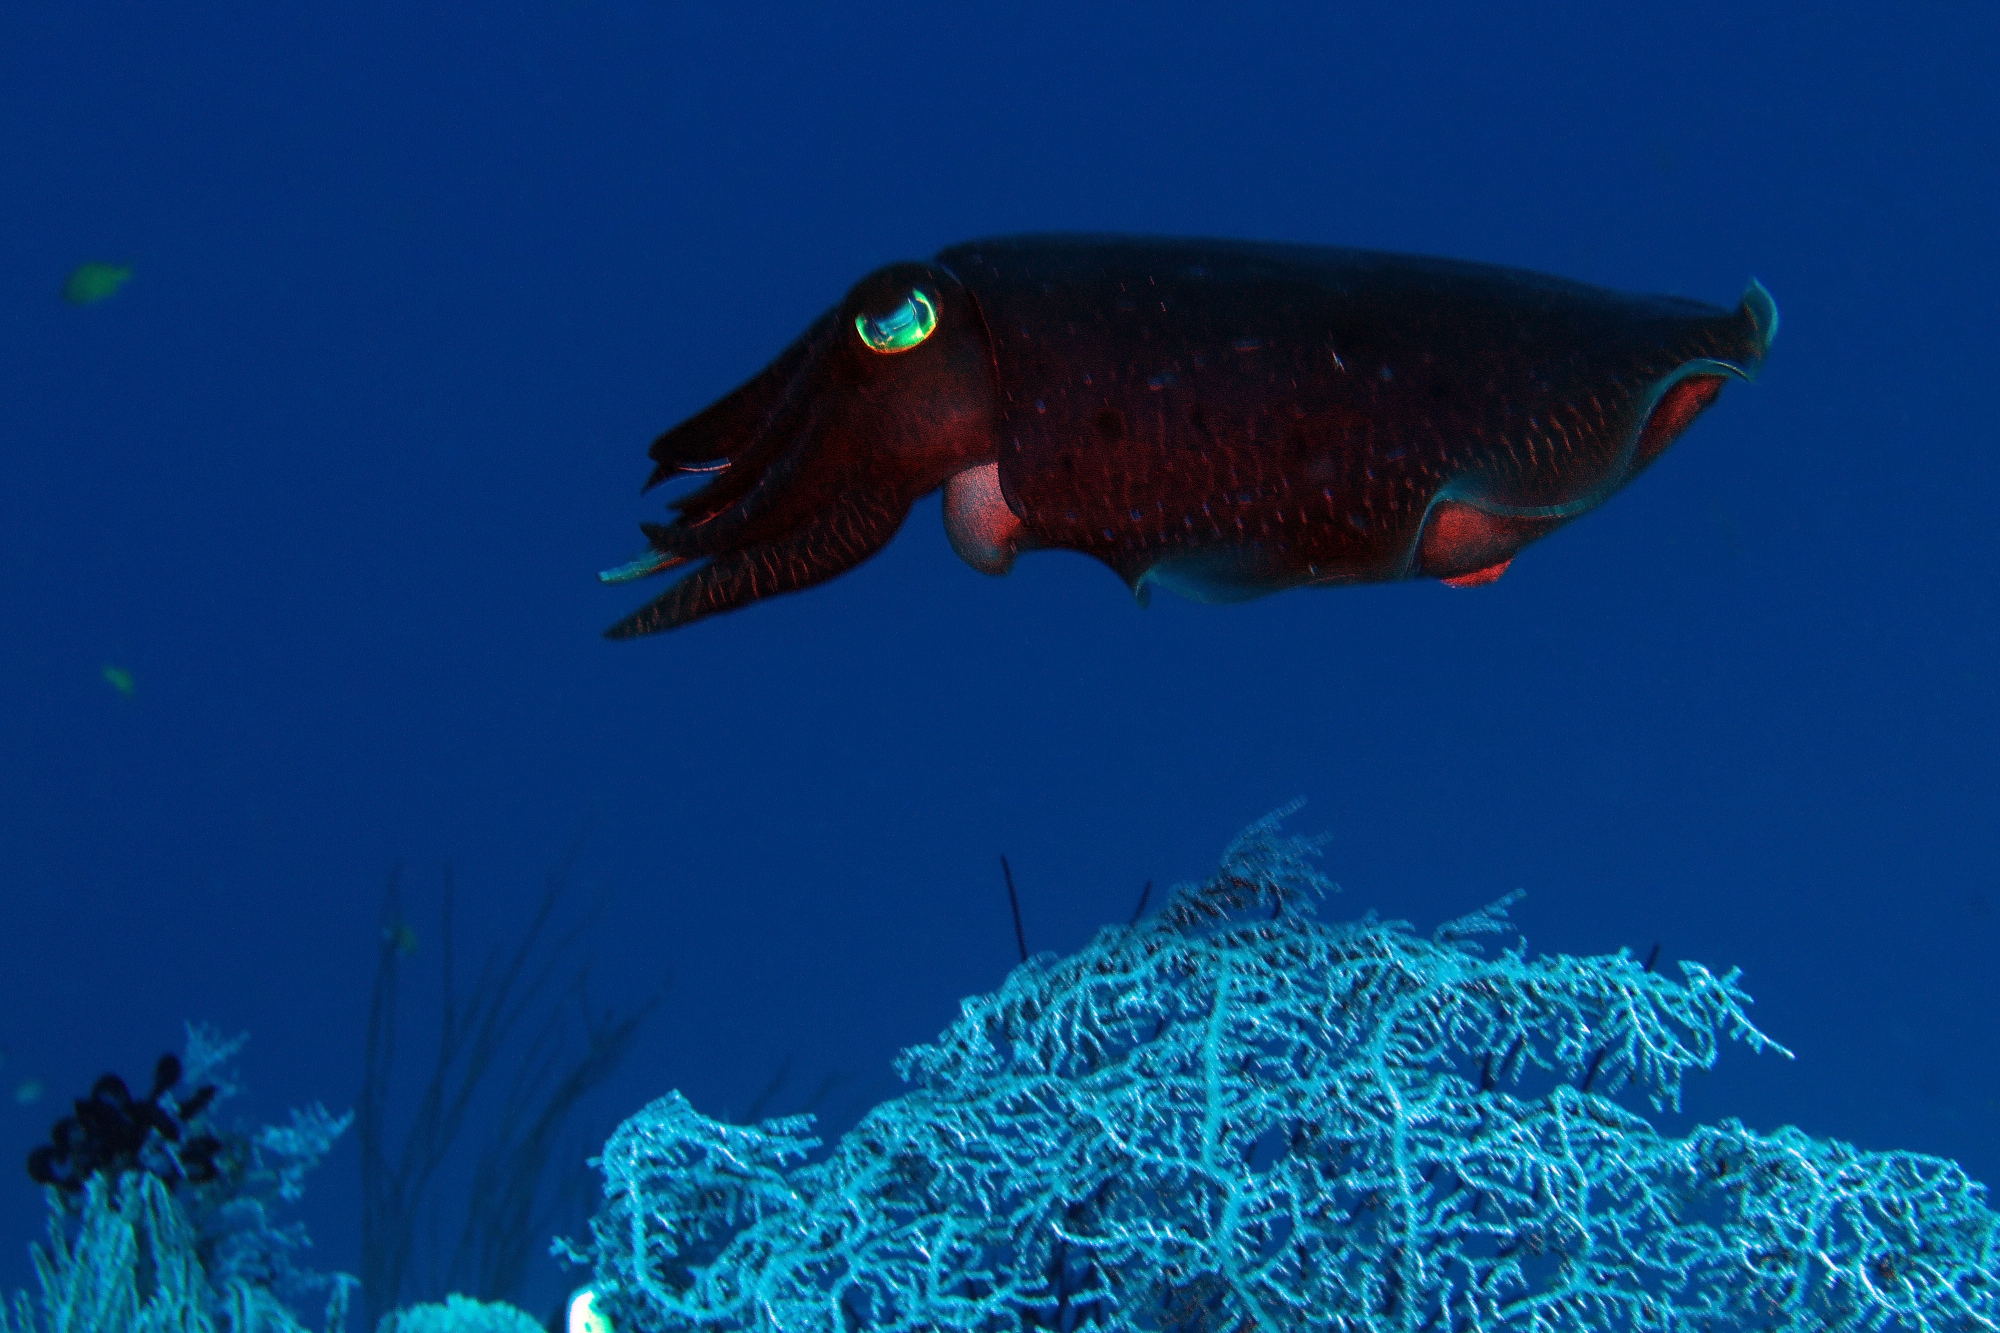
1440, 559, 1511, 588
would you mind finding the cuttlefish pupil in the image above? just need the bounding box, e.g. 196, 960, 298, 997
855, 288, 938, 353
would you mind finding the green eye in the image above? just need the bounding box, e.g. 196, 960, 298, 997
854, 288, 938, 353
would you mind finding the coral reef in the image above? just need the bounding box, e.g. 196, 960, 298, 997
562, 810, 2000, 1332
1, 1026, 355, 1333
3, 1171, 223, 1332
376, 1293, 544, 1333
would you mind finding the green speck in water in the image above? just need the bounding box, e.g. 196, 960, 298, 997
102, 666, 135, 698
385, 919, 420, 956
64, 263, 133, 305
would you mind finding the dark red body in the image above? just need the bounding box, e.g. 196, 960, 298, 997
603, 235, 1775, 636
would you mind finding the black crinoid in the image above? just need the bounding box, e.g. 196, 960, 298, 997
26, 1052, 224, 1196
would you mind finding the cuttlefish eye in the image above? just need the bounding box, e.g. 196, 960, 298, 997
854, 288, 938, 353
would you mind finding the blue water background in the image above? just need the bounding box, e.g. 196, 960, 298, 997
2, 1, 1994, 1318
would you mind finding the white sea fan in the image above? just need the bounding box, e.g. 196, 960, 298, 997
567, 811, 1999, 1333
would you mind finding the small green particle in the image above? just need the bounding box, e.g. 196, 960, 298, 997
384, 919, 420, 957
854, 288, 938, 353
102, 666, 135, 698
64, 263, 133, 305
13, 1079, 43, 1107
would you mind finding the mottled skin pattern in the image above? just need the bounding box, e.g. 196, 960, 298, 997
604, 235, 1774, 637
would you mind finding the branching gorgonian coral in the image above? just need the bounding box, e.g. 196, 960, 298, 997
563, 809, 1998, 1332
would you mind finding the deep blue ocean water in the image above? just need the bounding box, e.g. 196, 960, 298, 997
3, 1, 1994, 1322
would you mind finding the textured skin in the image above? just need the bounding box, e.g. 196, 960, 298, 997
605, 236, 1772, 636
942, 236, 1769, 599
